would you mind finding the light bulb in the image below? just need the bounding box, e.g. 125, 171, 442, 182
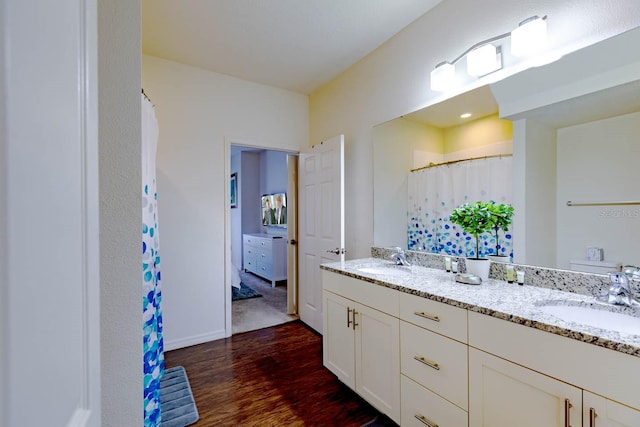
430, 62, 456, 91
511, 16, 547, 57
466, 44, 500, 76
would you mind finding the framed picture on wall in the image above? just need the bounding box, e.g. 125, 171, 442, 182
230, 172, 237, 208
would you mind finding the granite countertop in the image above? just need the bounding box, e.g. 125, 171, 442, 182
321, 258, 640, 358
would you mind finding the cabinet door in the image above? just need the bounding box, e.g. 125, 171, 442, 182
469, 348, 581, 427
322, 291, 355, 389
355, 303, 401, 424
583, 391, 640, 427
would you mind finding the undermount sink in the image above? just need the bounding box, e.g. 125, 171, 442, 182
536, 300, 640, 336
356, 265, 412, 277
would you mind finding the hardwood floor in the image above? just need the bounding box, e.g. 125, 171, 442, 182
164, 321, 393, 426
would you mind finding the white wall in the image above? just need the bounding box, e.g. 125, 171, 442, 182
261, 150, 289, 196
98, 0, 142, 425
142, 55, 308, 349
310, 0, 640, 260
512, 119, 557, 267
557, 111, 640, 269
372, 118, 443, 247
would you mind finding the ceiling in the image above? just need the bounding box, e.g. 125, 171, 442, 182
402, 86, 499, 128
142, 0, 442, 94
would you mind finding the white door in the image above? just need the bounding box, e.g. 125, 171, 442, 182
1, 0, 101, 426
298, 135, 345, 333
583, 391, 640, 427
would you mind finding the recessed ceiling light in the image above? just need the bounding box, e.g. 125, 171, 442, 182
460, 113, 472, 119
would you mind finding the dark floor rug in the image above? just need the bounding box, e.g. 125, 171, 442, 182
160, 366, 199, 427
232, 282, 262, 301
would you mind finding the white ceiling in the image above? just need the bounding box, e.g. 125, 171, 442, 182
402, 86, 499, 128
142, 0, 442, 94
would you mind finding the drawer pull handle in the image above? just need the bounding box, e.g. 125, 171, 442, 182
414, 311, 440, 322
564, 398, 572, 427
414, 413, 438, 427
347, 307, 353, 328
414, 355, 440, 370
589, 407, 597, 427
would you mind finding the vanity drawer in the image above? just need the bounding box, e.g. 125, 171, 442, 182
399, 292, 467, 343
322, 270, 399, 316
401, 375, 468, 427
401, 320, 468, 410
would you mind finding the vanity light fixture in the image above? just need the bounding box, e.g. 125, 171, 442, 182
430, 15, 548, 91
511, 16, 547, 57
466, 43, 502, 76
430, 61, 456, 92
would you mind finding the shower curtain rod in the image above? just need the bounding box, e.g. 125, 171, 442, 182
566, 200, 640, 207
142, 88, 152, 103
410, 153, 512, 172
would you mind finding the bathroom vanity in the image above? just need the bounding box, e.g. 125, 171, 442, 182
321, 255, 640, 427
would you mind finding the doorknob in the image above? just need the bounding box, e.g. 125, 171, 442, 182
289, 239, 297, 245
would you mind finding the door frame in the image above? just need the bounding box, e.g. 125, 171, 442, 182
224, 136, 299, 337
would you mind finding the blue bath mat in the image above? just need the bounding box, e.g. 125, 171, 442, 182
232, 282, 262, 301
160, 366, 199, 427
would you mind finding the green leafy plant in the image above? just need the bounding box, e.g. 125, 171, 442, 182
449, 201, 493, 259
487, 202, 514, 256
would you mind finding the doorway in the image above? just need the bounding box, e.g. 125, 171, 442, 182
227, 143, 299, 335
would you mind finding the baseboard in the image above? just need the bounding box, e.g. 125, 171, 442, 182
164, 330, 226, 351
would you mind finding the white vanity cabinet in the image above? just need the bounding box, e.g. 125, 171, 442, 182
322, 270, 401, 424
468, 347, 640, 427
242, 233, 287, 286
468, 311, 640, 427
322, 264, 640, 427
469, 347, 582, 427
583, 392, 640, 427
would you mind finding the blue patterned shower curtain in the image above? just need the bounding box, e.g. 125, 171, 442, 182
408, 156, 513, 258
142, 93, 164, 426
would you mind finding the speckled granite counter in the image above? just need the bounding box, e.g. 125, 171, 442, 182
321, 258, 640, 358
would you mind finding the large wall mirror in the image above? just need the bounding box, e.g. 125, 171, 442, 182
373, 25, 640, 272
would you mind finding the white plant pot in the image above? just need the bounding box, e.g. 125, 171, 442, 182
465, 258, 491, 281
488, 255, 511, 263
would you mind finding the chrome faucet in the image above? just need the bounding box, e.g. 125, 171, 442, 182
606, 272, 638, 307
390, 247, 410, 266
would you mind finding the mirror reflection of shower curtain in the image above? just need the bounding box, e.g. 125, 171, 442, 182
142, 93, 164, 426
407, 156, 513, 258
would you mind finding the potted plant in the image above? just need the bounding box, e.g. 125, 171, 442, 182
449, 201, 493, 280
487, 202, 514, 263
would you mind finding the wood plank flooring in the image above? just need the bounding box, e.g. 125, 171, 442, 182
164, 321, 392, 427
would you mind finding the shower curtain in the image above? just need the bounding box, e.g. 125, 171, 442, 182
407, 156, 513, 258
142, 92, 164, 426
